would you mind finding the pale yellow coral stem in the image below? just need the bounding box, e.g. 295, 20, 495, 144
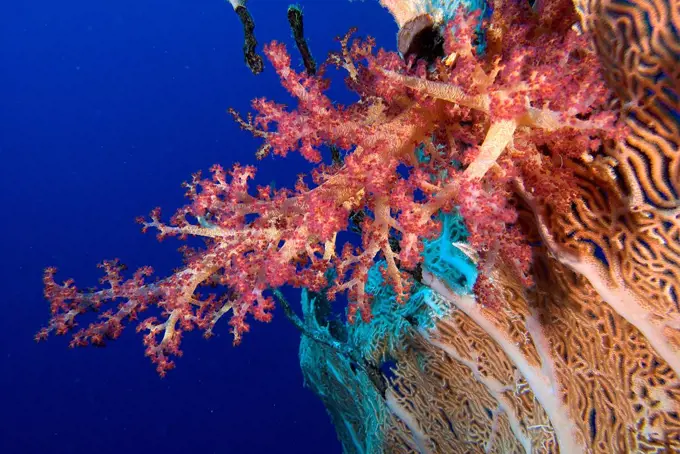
381, 70, 491, 112
465, 119, 517, 180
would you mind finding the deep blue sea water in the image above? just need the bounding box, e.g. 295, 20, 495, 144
0, 1, 396, 452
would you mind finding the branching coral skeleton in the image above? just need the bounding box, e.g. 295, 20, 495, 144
519, 181, 680, 379
422, 271, 586, 453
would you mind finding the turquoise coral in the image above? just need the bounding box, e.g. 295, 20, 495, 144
299, 212, 477, 452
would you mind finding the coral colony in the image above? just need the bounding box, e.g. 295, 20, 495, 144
37, 0, 680, 452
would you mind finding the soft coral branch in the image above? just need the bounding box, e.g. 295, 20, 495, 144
39, 3, 623, 374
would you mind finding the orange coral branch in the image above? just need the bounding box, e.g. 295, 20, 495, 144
422, 329, 533, 453
422, 271, 586, 453
385, 388, 433, 454
520, 181, 680, 379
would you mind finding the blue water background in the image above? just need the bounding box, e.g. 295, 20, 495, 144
0, 1, 396, 452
